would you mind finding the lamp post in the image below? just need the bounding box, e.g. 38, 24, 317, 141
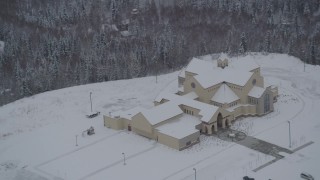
76, 135, 78, 146
122, 152, 126, 165
287, 121, 291, 148
90, 92, 92, 112
193, 168, 197, 180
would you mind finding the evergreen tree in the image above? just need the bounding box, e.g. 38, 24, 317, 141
239, 32, 247, 54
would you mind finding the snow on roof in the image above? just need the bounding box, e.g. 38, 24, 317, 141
211, 84, 239, 103
178, 69, 186, 78
185, 58, 215, 75
141, 101, 183, 125
226, 58, 259, 72
248, 86, 266, 98
183, 57, 258, 89
111, 107, 146, 120
194, 69, 253, 88
156, 114, 200, 139
155, 93, 219, 123
183, 92, 198, 100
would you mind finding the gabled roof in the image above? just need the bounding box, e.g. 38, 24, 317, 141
156, 114, 200, 139
111, 107, 146, 120
185, 58, 215, 75
155, 93, 219, 123
184, 57, 258, 89
194, 69, 253, 89
178, 69, 186, 78
141, 101, 183, 126
182, 92, 198, 100
248, 86, 266, 98
211, 84, 239, 104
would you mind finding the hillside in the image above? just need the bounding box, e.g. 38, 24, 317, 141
0, 53, 319, 180
1, 0, 320, 106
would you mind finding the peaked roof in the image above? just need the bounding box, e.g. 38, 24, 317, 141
155, 93, 219, 123
194, 69, 253, 89
182, 92, 199, 100
156, 114, 200, 139
111, 107, 146, 120
211, 84, 239, 104
185, 58, 215, 75
184, 58, 254, 89
248, 86, 266, 98
141, 101, 183, 126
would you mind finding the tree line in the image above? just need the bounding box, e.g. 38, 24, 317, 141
0, 0, 319, 106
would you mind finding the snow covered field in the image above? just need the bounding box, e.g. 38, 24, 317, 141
0, 53, 319, 180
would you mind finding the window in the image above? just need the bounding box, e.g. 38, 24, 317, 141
264, 94, 270, 113
252, 79, 256, 85
191, 82, 196, 88
186, 141, 191, 146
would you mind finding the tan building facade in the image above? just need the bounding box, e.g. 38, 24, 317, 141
104, 56, 278, 150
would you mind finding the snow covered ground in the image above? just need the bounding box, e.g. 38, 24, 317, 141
0, 53, 319, 180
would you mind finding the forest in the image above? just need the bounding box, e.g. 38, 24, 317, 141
0, 0, 319, 106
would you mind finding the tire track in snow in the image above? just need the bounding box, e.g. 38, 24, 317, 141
79, 142, 157, 180
34, 131, 124, 179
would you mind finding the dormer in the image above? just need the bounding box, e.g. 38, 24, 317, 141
217, 58, 228, 69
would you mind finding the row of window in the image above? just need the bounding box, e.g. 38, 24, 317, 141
264, 94, 270, 113
248, 97, 258, 104
184, 109, 194, 115
212, 102, 222, 107
229, 101, 238, 107
230, 85, 243, 91
207, 85, 219, 92
212, 101, 238, 107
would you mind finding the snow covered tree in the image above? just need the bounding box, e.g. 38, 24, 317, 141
239, 32, 247, 54
264, 31, 271, 53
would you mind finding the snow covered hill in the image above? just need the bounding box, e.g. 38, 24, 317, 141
0, 53, 319, 180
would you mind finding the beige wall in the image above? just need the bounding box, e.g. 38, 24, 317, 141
104, 115, 132, 131
179, 131, 200, 150
104, 115, 124, 130
157, 130, 200, 151
157, 131, 180, 150
184, 76, 211, 103
179, 105, 201, 117
231, 105, 257, 118
131, 113, 155, 139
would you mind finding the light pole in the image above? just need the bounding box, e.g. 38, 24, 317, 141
76, 135, 78, 146
122, 152, 126, 165
90, 92, 92, 112
287, 121, 291, 148
193, 168, 197, 180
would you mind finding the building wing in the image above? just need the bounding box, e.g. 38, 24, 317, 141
211, 84, 239, 104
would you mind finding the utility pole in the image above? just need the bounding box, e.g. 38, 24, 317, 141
193, 168, 197, 180
90, 92, 92, 112
122, 152, 126, 165
287, 121, 291, 148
